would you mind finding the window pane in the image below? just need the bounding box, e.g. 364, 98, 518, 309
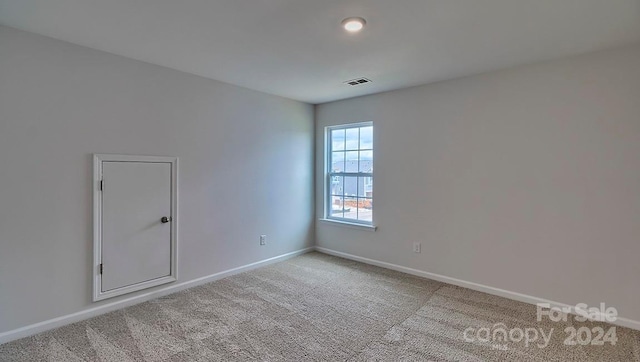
343, 195, 357, 220
360, 126, 373, 149
345, 151, 358, 172
345, 128, 359, 150
344, 176, 357, 198
362, 176, 373, 197
330, 174, 345, 218
329, 175, 343, 196
343, 176, 358, 221
357, 198, 373, 222
331, 129, 345, 151
330, 194, 344, 218
359, 151, 373, 172
357, 176, 373, 197
331, 152, 344, 172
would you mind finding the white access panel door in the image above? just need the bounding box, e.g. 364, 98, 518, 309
93, 154, 178, 301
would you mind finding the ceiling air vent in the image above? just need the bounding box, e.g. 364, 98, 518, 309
344, 78, 372, 86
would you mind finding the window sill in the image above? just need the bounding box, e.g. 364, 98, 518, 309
318, 218, 377, 231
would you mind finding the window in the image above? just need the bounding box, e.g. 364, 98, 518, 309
326, 122, 373, 224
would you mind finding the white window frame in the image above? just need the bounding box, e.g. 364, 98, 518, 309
324, 122, 374, 227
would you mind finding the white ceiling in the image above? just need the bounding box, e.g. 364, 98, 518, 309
1, 0, 639, 104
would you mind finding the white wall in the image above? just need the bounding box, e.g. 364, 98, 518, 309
316, 45, 640, 322
0, 26, 314, 334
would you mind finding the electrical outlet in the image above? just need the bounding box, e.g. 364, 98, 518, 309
260, 235, 266, 246
413, 242, 421, 253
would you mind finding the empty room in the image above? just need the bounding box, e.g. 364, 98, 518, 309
1, 0, 639, 361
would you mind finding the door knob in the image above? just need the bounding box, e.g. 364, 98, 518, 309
161, 216, 172, 223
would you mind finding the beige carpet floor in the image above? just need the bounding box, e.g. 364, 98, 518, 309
1, 251, 638, 361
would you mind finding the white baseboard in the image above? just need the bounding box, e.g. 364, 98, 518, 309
3, 245, 637, 345
314, 246, 640, 331
0, 247, 314, 344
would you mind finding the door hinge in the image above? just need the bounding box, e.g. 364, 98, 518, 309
99, 180, 104, 191
99, 263, 103, 274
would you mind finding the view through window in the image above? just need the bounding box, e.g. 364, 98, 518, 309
326, 122, 373, 224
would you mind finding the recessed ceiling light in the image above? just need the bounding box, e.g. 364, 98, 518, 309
341, 17, 366, 33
